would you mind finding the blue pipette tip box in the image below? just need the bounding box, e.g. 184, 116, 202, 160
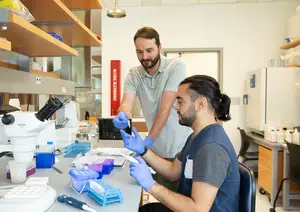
69, 169, 99, 193
63, 141, 91, 158
88, 179, 123, 207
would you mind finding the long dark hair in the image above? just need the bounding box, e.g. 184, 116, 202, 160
179, 75, 231, 121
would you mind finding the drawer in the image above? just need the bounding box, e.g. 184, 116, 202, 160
258, 162, 272, 194
259, 146, 272, 168
258, 149, 300, 193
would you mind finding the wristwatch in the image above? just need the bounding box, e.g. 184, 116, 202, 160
140, 146, 148, 156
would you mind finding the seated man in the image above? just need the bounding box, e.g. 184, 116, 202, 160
121, 75, 240, 212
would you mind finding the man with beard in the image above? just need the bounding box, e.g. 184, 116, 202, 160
113, 27, 191, 191
121, 75, 240, 212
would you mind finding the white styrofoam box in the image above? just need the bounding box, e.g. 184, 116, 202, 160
288, 6, 300, 40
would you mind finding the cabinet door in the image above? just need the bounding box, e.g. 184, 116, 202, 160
246, 68, 266, 131
258, 145, 300, 193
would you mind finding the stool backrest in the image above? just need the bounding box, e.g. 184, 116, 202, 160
237, 127, 251, 158
286, 142, 300, 184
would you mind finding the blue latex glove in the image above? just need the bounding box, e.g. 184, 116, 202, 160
144, 136, 154, 149
129, 157, 156, 192
120, 127, 145, 155
113, 111, 128, 129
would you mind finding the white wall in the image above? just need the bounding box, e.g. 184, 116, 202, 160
101, 1, 300, 152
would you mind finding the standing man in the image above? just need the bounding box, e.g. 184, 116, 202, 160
113, 27, 191, 190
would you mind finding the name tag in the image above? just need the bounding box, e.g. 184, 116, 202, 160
184, 157, 193, 179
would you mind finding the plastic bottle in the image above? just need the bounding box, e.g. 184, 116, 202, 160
276, 129, 284, 143
270, 130, 277, 143
88, 117, 98, 140
47, 141, 55, 165
293, 128, 300, 144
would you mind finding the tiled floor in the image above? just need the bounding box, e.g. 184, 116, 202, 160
142, 184, 300, 212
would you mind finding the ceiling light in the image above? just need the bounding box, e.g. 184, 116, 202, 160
107, 0, 126, 18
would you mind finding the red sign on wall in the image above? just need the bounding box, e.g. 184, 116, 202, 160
110, 60, 121, 116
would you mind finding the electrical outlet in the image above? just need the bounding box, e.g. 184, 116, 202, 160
36, 76, 41, 85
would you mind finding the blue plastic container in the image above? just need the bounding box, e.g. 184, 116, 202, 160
88, 179, 123, 207
36, 152, 55, 168
102, 159, 114, 175
64, 141, 91, 158
69, 169, 99, 193
88, 164, 103, 179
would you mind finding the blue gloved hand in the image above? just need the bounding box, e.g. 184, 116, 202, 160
120, 127, 145, 155
113, 111, 128, 129
129, 157, 156, 192
144, 136, 154, 149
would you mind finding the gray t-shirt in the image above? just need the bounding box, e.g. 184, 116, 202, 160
178, 142, 231, 188
124, 55, 191, 158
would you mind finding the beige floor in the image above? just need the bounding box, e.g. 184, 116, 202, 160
256, 186, 300, 212
142, 184, 300, 212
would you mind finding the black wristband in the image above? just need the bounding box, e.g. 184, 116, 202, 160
140, 146, 148, 157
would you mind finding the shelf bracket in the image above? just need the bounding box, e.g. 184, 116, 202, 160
0, 8, 9, 23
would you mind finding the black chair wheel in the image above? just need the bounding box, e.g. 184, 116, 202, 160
259, 187, 267, 195
269, 208, 276, 212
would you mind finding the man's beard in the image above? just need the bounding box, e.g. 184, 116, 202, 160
178, 105, 196, 127
140, 53, 160, 70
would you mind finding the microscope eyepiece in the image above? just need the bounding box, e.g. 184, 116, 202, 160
35, 98, 63, 122
2, 114, 15, 125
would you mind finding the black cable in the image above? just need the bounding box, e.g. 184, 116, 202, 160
54, 149, 62, 156
27, 94, 32, 111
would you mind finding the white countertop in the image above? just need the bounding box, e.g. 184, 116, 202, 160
0, 139, 142, 212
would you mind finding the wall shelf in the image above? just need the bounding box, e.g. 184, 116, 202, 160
0, 11, 78, 57
22, 0, 102, 47
61, 0, 103, 10
0, 62, 61, 79
0, 38, 11, 51
281, 39, 300, 50
0, 67, 75, 95
287, 64, 300, 67
31, 70, 61, 79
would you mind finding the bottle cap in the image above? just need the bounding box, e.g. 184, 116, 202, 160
89, 117, 97, 122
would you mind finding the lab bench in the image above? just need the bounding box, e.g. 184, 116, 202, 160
246, 133, 300, 210
0, 139, 142, 212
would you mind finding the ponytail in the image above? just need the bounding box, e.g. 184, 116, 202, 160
215, 94, 231, 121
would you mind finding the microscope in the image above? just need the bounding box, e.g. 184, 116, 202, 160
0, 98, 67, 212
0, 98, 64, 163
